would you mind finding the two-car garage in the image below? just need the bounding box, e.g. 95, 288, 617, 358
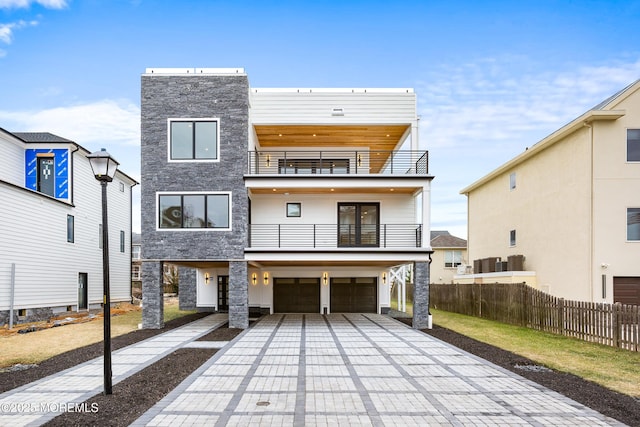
614, 277, 640, 306
273, 277, 378, 313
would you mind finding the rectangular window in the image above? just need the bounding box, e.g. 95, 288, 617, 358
444, 250, 463, 268
627, 129, 640, 162
132, 245, 141, 260
628, 208, 640, 241
132, 265, 141, 280
510, 172, 516, 190
169, 119, 219, 160
119, 182, 125, 192
120, 231, 125, 252
510, 229, 517, 246
287, 202, 301, 217
158, 193, 231, 229
67, 215, 74, 243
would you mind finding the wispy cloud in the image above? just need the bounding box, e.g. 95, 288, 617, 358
419, 56, 640, 238
0, 99, 140, 147
0, 0, 68, 9
0, 19, 37, 44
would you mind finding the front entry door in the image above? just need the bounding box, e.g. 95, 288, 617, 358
338, 203, 380, 247
78, 273, 88, 310
37, 157, 55, 197
218, 275, 229, 312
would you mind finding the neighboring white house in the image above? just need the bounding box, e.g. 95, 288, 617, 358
0, 129, 137, 325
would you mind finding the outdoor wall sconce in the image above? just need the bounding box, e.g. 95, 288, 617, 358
382, 272, 387, 285
322, 272, 329, 286
357, 153, 362, 167
251, 273, 257, 286
204, 272, 210, 285
266, 154, 271, 167
263, 272, 269, 285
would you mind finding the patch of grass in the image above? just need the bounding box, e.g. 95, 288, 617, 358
431, 309, 640, 397
0, 302, 197, 368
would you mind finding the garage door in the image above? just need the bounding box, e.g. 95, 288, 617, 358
330, 277, 377, 313
273, 278, 320, 313
614, 277, 640, 306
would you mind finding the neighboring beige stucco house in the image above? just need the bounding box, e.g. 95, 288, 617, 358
459, 79, 640, 305
430, 231, 467, 284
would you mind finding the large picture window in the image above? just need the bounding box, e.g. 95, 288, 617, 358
628, 129, 640, 162
158, 193, 230, 229
628, 208, 640, 241
169, 119, 218, 160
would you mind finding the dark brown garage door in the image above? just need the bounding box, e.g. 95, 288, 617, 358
614, 277, 640, 306
330, 277, 377, 313
273, 278, 320, 313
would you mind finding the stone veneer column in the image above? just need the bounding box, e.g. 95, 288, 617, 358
229, 261, 248, 329
178, 266, 197, 311
412, 261, 431, 329
142, 261, 164, 329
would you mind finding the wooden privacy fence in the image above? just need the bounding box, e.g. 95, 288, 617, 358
430, 282, 639, 351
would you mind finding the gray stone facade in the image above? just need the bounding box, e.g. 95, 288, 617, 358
229, 261, 248, 328
0, 307, 54, 326
178, 266, 197, 310
142, 261, 164, 329
140, 73, 250, 329
412, 260, 432, 329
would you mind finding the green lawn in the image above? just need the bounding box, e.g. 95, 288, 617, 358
431, 309, 640, 397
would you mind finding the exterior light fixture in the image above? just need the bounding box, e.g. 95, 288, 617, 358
266, 154, 271, 167
357, 153, 362, 167
86, 148, 119, 396
204, 272, 210, 285
382, 272, 387, 285
322, 272, 329, 286
251, 273, 257, 286
263, 272, 269, 285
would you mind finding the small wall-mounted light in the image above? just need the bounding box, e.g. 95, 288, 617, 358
357, 153, 362, 167
322, 272, 329, 286
263, 272, 269, 285
382, 272, 387, 285
204, 272, 211, 285
266, 154, 271, 167
251, 272, 257, 286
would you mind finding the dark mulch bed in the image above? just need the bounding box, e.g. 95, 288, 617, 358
418, 322, 640, 426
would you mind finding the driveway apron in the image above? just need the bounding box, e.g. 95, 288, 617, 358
132, 313, 624, 426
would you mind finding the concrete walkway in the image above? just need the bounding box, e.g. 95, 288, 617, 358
0, 313, 228, 427
132, 313, 624, 427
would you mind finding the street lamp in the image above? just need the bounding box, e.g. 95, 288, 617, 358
87, 148, 119, 396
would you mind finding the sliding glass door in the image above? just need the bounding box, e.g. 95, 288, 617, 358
338, 203, 379, 247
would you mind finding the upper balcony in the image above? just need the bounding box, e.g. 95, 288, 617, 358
246, 150, 428, 176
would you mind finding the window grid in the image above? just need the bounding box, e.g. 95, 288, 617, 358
158, 193, 231, 230
169, 119, 219, 161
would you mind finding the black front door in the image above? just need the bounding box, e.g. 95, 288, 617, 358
338, 203, 380, 247
37, 157, 55, 197
218, 275, 229, 311
78, 273, 88, 310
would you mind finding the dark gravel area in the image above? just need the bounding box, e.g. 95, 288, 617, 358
421, 323, 640, 427
2, 315, 639, 426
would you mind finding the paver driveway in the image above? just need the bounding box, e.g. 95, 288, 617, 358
133, 313, 624, 426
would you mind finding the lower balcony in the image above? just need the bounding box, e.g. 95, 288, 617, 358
248, 224, 424, 249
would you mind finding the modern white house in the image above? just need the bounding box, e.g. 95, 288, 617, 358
140, 68, 434, 329
460, 79, 640, 305
0, 129, 137, 325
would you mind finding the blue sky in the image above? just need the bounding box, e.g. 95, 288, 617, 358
2, 0, 640, 237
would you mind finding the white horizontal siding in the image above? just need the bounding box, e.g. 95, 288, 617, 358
250, 91, 417, 124
0, 134, 25, 185
251, 193, 417, 225
0, 152, 133, 311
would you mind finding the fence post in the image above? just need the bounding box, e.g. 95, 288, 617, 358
558, 298, 565, 336
613, 302, 621, 349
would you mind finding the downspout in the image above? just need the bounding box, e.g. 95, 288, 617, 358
584, 121, 594, 302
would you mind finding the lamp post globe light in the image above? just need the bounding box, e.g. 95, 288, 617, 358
86, 148, 119, 396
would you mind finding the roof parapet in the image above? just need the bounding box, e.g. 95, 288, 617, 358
144, 68, 246, 75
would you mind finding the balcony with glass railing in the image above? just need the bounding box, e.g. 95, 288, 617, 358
248, 223, 424, 249
247, 150, 428, 176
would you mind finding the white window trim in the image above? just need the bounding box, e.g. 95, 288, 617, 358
156, 191, 232, 231
167, 117, 221, 163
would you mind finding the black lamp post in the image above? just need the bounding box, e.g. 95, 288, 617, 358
87, 148, 119, 396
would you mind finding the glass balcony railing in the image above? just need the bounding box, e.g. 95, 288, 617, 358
247, 150, 428, 175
